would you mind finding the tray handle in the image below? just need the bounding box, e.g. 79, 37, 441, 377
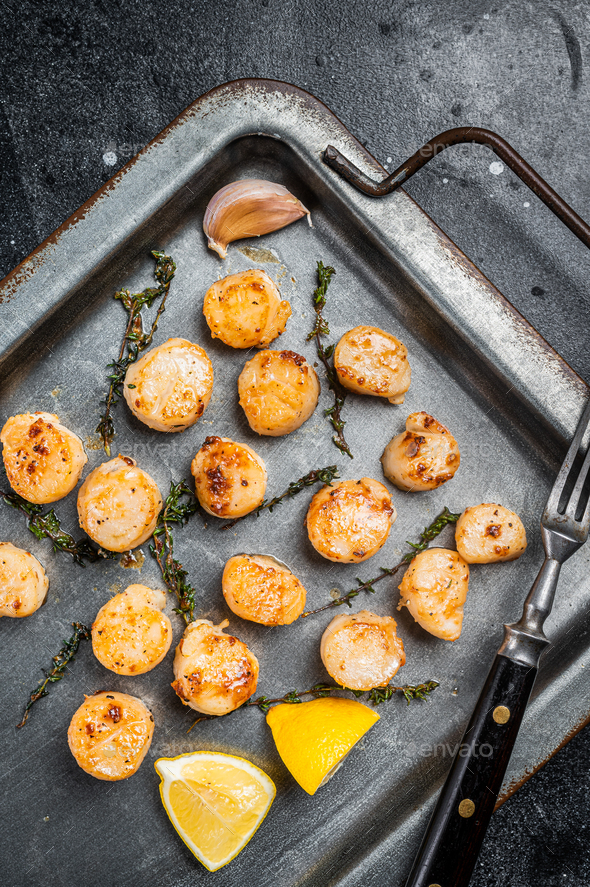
324, 126, 590, 251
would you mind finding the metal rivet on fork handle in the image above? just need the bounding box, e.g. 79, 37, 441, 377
493, 705, 511, 724
458, 799, 476, 818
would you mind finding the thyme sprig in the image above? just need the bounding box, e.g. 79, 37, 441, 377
17, 622, 91, 728
365, 680, 440, 706
150, 480, 199, 625
187, 680, 439, 730
0, 490, 113, 566
96, 250, 176, 454
247, 682, 335, 713
307, 261, 353, 459
401, 506, 462, 562
303, 507, 461, 616
221, 465, 339, 530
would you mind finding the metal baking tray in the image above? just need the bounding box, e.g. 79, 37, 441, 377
1, 79, 589, 887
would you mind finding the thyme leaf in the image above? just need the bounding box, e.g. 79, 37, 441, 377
368, 681, 440, 706
150, 480, 199, 624
0, 490, 113, 566
401, 507, 462, 562
221, 465, 339, 530
96, 250, 176, 454
303, 506, 461, 616
307, 261, 353, 459
17, 622, 91, 728
187, 680, 438, 730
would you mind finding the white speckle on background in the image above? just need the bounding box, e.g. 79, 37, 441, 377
523, 201, 530, 207
443, 178, 448, 184
484, 13, 490, 19
387, 156, 392, 163
10, 239, 15, 245
102, 151, 117, 166
489, 161, 504, 175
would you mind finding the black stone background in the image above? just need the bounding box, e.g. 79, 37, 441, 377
1, 1, 589, 885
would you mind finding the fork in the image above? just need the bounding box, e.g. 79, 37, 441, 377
404, 396, 590, 887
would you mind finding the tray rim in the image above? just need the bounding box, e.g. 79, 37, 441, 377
2, 76, 590, 870
1, 77, 586, 427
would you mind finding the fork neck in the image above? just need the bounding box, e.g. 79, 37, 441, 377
518, 556, 562, 636
498, 555, 561, 668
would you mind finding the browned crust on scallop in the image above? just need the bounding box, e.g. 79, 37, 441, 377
191, 436, 267, 517
305, 478, 394, 563
171, 622, 259, 714
1, 413, 86, 504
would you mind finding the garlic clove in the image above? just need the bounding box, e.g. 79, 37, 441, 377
203, 179, 312, 258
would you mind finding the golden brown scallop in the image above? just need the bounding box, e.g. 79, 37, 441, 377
123, 338, 213, 432
1, 412, 87, 504
320, 610, 406, 690
305, 478, 396, 563
191, 436, 267, 518
222, 554, 307, 625
0, 542, 48, 618
398, 547, 469, 641
334, 325, 411, 404
381, 412, 460, 491
203, 269, 292, 348
67, 691, 154, 781
91, 584, 172, 675
77, 455, 162, 552
238, 349, 320, 436
455, 504, 527, 563
171, 619, 259, 716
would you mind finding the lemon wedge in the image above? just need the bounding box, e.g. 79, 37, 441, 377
154, 751, 276, 871
266, 696, 380, 795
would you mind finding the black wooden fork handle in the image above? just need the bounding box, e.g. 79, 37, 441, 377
404, 653, 537, 887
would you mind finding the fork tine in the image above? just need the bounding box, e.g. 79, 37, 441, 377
545, 397, 590, 516
565, 442, 590, 521
579, 488, 590, 535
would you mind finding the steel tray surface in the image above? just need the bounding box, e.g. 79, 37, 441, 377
1, 80, 589, 887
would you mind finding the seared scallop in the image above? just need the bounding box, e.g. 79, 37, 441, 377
222, 554, 307, 625
320, 610, 406, 691
381, 412, 460, 492
172, 619, 259, 716
203, 269, 292, 348
67, 691, 154, 781
334, 325, 411, 404
398, 547, 469, 641
0, 542, 48, 618
305, 478, 395, 563
1, 412, 87, 504
92, 584, 172, 675
238, 349, 320, 436
77, 456, 162, 552
455, 504, 527, 563
191, 436, 267, 518
123, 338, 213, 432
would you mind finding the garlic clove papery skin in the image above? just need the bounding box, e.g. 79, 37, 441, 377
203, 179, 312, 258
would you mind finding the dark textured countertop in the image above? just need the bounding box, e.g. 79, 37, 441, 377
2, 2, 589, 885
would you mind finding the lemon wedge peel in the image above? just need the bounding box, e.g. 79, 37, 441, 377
266, 696, 380, 795
154, 750, 276, 872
